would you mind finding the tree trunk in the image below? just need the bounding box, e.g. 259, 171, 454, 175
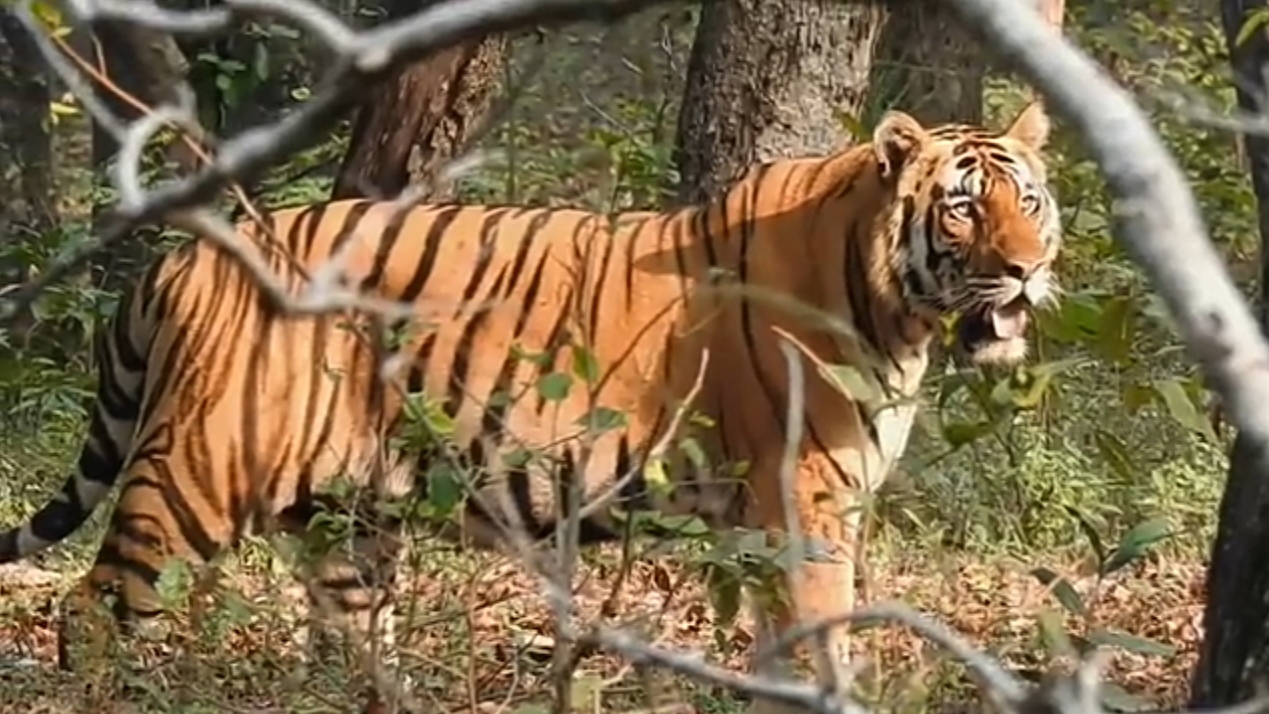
672, 1, 886, 206
331, 0, 508, 201
88, 19, 195, 293
0, 8, 55, 347
1189, 0, 1269, 706
0, 9, 56, 242
870, 0, 984, 126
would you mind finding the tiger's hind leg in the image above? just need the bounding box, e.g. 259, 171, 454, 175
56, 457, 228, 677
742, 453, 864, 714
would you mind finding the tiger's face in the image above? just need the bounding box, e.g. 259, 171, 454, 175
874, 102, 1059, 366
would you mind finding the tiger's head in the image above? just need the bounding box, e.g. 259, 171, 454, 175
873, 102, 1059, 366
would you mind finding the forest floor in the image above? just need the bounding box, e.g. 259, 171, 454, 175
0, 544, 1206, 714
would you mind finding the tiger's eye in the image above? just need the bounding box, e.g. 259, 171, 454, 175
946, 200, 974, 221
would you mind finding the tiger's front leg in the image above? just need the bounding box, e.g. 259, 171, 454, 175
742, 452, 864, 714
293, 502, 408, 692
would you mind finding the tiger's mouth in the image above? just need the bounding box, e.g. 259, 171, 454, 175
955, 298, 1032, 365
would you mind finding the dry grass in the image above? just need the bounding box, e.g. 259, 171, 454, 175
0, 543, 1205, 714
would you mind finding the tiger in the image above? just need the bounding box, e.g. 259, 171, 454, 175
0, 100, 1057, 705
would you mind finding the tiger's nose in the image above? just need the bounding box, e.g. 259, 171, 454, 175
1003, 259, 1040, 280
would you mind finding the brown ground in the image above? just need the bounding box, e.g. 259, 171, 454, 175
0, 546, 1205, 714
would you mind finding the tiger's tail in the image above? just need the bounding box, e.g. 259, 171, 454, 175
0, 286, 151, 563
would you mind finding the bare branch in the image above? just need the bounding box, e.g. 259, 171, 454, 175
582, 622, 868, 714
754, 600, 1029, 708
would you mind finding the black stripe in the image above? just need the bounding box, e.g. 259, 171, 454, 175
450, 265, 510, 422
670, 216, 691, 291
505, 211, 549, 299
737, 178, 787, 435
456, 208, 514, 314
586, 230, 616, 345
695, 210, 719, 279
508, 468, 542, 535
399, 206, 464, 303
531, 299, 574, 415
359, 203, 412, 292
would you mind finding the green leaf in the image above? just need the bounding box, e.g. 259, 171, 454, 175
706, 567, 742, 628
571, 344, 601, 385
1087, 628, 1176, 658
535, 372, 573, 402
1121, 381, 1155, 415
576, 406, 627, 433
1098, 681, 1157, 713
30, 0, 70, 37
679, 436, 709, 470
252, 42, 270, 82
510, 342, 555, 369
837, 111, 867, 142
425, 464, 465, 517
1064, 505, 1108, 568
569, 673, 605, 710
1030, 566, 1086, 616
1237, 8, 1269, 48
1152, 378, 1218, 442
1102, 517, 1172, 575
155, 559, 194, 607
998, 362, 1064, 410
822, 363, 882, 402
1034, 608, 1076, 657
1093, 429, 1136, 483
502, 447, 533, 470
1045, 294, 1102, 344
941, 419, 996, 449
644, 513, 711, 538
1095, 295, 1136, 365
643, 455, 673, 498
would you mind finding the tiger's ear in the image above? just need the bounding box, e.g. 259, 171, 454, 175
873, 110, 929, 182
1004, 101, 1051, 151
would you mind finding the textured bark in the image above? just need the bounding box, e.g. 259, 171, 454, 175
90, 21, 195, 169
331, 12, 508, 201
0, 8, 54, 346
672, 0, 886, 205
88, 19, 194, 293
871, 0, 985, 125
0, 10, 55, 242
1189, 0, 1269, 707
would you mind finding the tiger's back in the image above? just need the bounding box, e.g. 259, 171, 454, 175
122, 198, 723, 555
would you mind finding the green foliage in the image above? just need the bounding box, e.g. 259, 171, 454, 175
1236, 7, 1269, 47
1026, 513, 1178, 710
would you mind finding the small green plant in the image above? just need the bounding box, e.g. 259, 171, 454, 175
1029, 513, 1177, 709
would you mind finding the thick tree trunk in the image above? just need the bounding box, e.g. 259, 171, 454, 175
0, 10, 56, 241
90, 21, 196, 171
870, 0, 984, 125
330, 0, 508, 202
88, 20, 195, 293
0, 8, 55, 346
330, 35, 507, 200
1189, 0, 1269, 707
672, 1, 886, 205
